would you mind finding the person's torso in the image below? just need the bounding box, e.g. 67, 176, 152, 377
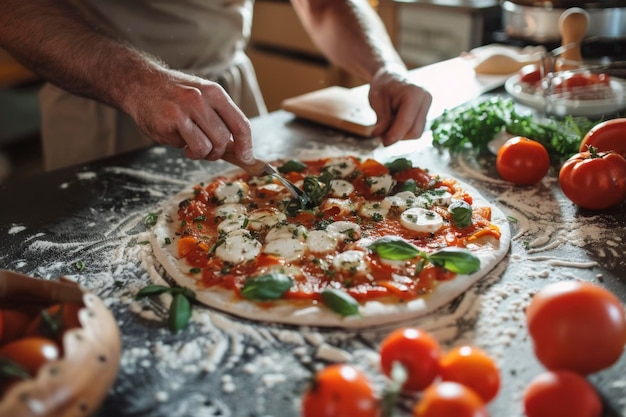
69, 0, 254, 75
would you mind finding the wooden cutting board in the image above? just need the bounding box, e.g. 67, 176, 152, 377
281, 85, 377, 137
281, 56, 512, 137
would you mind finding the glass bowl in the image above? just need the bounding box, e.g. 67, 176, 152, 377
540, 37, 626, 118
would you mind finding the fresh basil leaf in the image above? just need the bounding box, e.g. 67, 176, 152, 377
144, 212, 159, 227
448, 200, 473, 228
168, 293, 192, 333
278, 159, 307, 173
367, 236, 420, 260
427, 248, 480, 274
396, 179, 417, 193
241, 272, 293, 301
385, 157, 413, 173
135, 284, 171, 299
321, 288, 360, 317
172, 286, 197, 300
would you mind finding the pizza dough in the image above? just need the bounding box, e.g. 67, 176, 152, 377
150, 156, 511, 328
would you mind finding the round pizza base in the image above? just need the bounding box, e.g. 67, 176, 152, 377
150, 169, 511, 329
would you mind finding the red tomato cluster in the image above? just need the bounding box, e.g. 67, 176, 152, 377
523, 281, 626, 417
496, 137, 550, 186
301, 327, 500, 417
559, 118, 626, 211
0, 302, 83, 396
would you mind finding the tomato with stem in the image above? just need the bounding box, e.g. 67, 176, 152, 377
559, 147, 626, 210
379, 327, 441, 392
301, 364, 379, 417
526, 280, 626, 374
580, 118, 626, 159
496, 136, 550, 186
439, 345, 500, 403
523, 370, 602, 417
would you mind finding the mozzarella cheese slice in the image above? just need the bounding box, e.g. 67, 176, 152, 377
213, 203, 248, 219
330, 179, 355, 198
263, 238, 306, 261
326, 221, 361, 241
266, 223, 307, 242
247, 208, 287, 231
306, 230, 339, 254
217, 213, 248, 234
215, 181, 249, 204
332, 250, 368, 274
400, 207, 444, 233
359, 201, 389, 219
323, 157, 357, 179
367, 174, 395, 197
215, 230, 261, 264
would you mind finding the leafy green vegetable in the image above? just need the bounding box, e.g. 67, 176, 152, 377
428, 248, 480, 275
241, 272, 293, 301
144, 212, 159, 227
321, 288, 360, 317
367, 236, 421, 260
135, 284, 196, 333
367, 237, 481, 275
168, 293, 192, 333
278, 159, 307, 173
385, 157, 413, 173
448, 200, 473, 228
430, 96, 599, 162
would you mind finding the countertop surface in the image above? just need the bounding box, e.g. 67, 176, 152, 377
1, 83, 625, 416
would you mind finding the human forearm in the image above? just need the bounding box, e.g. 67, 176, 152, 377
0, 0, 165, 114
290, 0, 405, 82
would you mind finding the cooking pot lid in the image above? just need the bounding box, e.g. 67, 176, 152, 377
509, 0, 625, 8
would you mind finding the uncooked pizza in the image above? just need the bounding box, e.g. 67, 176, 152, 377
150, 155, 510, 328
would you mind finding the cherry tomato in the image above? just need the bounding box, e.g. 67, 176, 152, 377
523, 370, 602, 417
559, 148, 626, 210
526, 280, 626, 375
412, 381, 489, 417
301, 364, 379, 417
0, 336, 60, 376
0, 309, 32, 344
496, 136, 550, 186
553, 72, 610, 92
25, 302, 83, 343
580, 118, 626, 159
439, 345, 500, 403
379, 327, 441, 392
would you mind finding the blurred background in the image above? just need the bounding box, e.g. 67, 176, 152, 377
1, 0, 624, 183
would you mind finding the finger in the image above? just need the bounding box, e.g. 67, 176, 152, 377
179, 118, 214, 160
213, 97, 254, 164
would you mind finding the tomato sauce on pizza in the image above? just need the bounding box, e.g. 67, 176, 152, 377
170, 156, 502, 309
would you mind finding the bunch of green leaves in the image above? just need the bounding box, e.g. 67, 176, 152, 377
285, 171, 333, 216
430, 96, 599, 162
135, 284, 196, 332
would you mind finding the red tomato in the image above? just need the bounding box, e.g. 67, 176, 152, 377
0, 309, 32, 344
496, 137, 550, 186
379, 327, 441, 392
25, 302, 83, 344
559, 148, 626, 210
0, 336, 60, 376
526, 280, 626, 375
580, 118, 626, 159
412, 381, 489, 417
523, 370, 602, 417
301, 364, 378, 417
553, 72, 610, 92
519, 66, 541, 85
439, 345, 500, 403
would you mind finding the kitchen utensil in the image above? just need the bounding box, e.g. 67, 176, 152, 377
558, 8, 588, 64
221, 149, 303, 198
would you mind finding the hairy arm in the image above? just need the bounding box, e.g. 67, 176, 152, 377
0, 0, 255, 164
290, 0, 432, 145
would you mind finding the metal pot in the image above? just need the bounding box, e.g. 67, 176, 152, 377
502, 0, 626, 43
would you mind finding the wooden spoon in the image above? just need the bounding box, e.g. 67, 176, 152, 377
558, 7, 589, 64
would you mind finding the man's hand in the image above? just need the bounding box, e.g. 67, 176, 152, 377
368, 68, 432, 146
126, 69, 255, 165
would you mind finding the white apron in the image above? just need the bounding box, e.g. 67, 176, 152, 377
40, 0, 267, 171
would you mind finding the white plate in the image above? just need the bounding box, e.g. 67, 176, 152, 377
505, 74, 626, 117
